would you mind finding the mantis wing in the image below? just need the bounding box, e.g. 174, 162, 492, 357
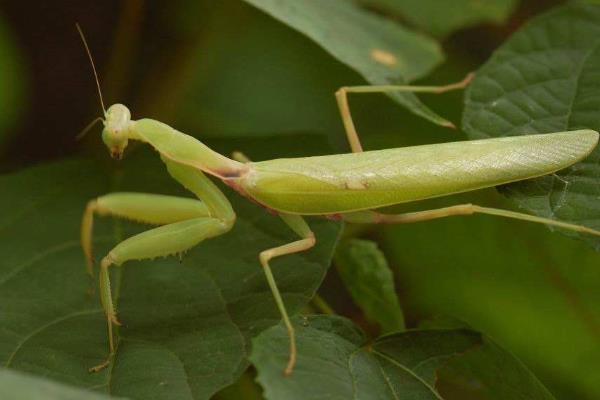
239, 130, 598, 214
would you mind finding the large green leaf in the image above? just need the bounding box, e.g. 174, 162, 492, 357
0, 368, 122, 400
0, 146, 341, 399
334, 239, 404, 333
362, 0, 518, 37
252, 315, 554, 400
463, 2, 600, 249
251, 315, 481, 400
241, 0, 449, 126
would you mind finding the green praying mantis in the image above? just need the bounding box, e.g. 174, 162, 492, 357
76, 26, 600, 376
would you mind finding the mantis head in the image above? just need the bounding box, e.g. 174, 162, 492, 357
76, 25, 131, 160
102, 104, 131, 160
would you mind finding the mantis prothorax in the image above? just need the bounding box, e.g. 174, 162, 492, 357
77, 26, 600, 375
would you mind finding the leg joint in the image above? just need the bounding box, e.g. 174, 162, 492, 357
85, 199, 99, 214
218, 213, 236, 232
456, 203, 476, 215
335, 87, 348, 97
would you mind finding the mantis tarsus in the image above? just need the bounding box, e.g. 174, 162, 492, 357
76, 26, 600, 375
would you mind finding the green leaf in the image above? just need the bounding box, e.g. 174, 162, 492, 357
251, 315, 482, 400
0, 147, 341, 399
462, 2, 600, 249
335, 239, 404, 332
240, 0, 449, 126
0, 368, 123, 400
252, 315, 553, 399
362, 0, 519, 37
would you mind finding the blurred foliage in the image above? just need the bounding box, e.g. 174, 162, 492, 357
362, 0, 519, 37
1, 1, 600, 400
242, 0, 448, 126
0, 13, 25, 152
381, 191, 600, 400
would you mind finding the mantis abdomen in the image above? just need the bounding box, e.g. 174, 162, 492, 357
239, 130, 598, 214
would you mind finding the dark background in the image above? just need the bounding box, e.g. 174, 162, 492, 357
0, 0, 560, 168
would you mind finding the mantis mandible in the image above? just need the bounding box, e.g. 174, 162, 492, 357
76, 26, 600, 375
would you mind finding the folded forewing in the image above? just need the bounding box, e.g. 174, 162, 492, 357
239, 130, 598, 214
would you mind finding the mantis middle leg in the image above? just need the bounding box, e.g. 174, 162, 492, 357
82, 158, 236, 372
230, 151, 315, 375
335, 73, 475, 153
259, 213, 315, 376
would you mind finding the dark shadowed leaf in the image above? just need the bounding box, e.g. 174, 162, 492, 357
439, 338, 556, 400
335, 239, 404, 333
362, 0, 518, 37
0, 145, 341, 399
463, 3, 600, 249
241, 0, 449, 126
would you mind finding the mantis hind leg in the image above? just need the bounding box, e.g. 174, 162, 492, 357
341, 204, 600, 237
335, 73, 475, 153
260, 212, 316, 376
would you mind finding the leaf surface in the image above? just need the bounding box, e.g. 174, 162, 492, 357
252, 315, 554, 400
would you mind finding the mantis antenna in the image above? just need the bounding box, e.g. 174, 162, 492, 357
76, 116, 104, 140
76, 23, 107, 115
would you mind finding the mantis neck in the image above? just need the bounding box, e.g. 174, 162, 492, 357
129, 118, 246, 179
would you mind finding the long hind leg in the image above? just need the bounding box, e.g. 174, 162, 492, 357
341, 205, 600, 237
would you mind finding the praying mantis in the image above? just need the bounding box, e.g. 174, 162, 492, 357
76, 26, 600, 376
